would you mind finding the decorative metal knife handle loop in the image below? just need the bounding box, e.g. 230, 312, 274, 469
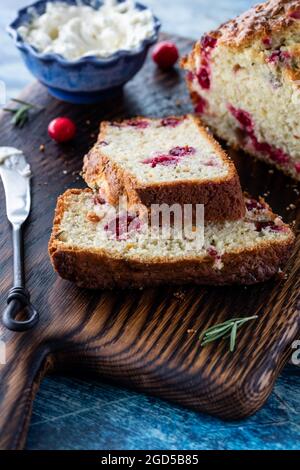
3, 286, 39, 332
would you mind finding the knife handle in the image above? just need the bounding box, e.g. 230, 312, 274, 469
2, 225, 39, 332
3, 287, 39, 332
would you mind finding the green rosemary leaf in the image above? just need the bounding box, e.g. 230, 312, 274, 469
3, 98, 44, 128
15, 115, 26, 129
203, 317, 247, 334
202, 335, 228, 346
2, 108, 15, 113
201, 326, 233, 345
230, 322, 238, 352
200, 315, 258, 352
11, 98, 41, 109
236, 315, 258, 326
12, 105, 30, 128
200, 322, 232, 338
204, 323, 234, 336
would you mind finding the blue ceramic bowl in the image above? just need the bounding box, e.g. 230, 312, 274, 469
8, 0, 160, 104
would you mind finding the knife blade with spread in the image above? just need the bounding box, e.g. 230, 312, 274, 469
0, 147, 38, 331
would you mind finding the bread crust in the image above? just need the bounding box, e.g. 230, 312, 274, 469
181, 1, 300, 84
83, 115, 245, 222
201, 0, 300, 50
49, 189, 295, 290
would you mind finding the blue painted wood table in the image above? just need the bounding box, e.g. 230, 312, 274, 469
1, 0, 299, 450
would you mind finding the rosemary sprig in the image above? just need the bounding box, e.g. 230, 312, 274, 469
200, 316, 258, 352
3, 98, 44, 128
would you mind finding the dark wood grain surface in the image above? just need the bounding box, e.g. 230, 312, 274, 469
0, 35, 299, 451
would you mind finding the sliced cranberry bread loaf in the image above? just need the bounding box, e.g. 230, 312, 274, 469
182, 0, 300, 180
83, 115, 245, 222
49, 189, 294, 289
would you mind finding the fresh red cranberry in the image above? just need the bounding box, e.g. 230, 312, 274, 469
142, 154, 179, 168
127, 119, 149, 129
246, 199, 265, 211
201, 35, 217, 50
289, 9, 300, 19
228, 105, 254, 132
48, 117, 76, 143
197, 67, 210, 90
195, 95, 208, 114
152, 41, 179, 69
295, 163, 300, 173
169, 146, 196, 157
104, 213, 141, 239
161, 117, 181, 127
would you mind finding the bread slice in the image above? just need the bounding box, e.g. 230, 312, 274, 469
181, 0, 300, 180
49, 189, 294, 289
83, 115, 245, 222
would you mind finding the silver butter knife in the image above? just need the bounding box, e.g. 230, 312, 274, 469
0, 147, 38, 331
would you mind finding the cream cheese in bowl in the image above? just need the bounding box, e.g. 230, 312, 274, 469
9, 0, 160, 103
17, 0, 156, 61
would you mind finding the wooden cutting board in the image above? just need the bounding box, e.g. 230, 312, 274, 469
0, 35, 299, 450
